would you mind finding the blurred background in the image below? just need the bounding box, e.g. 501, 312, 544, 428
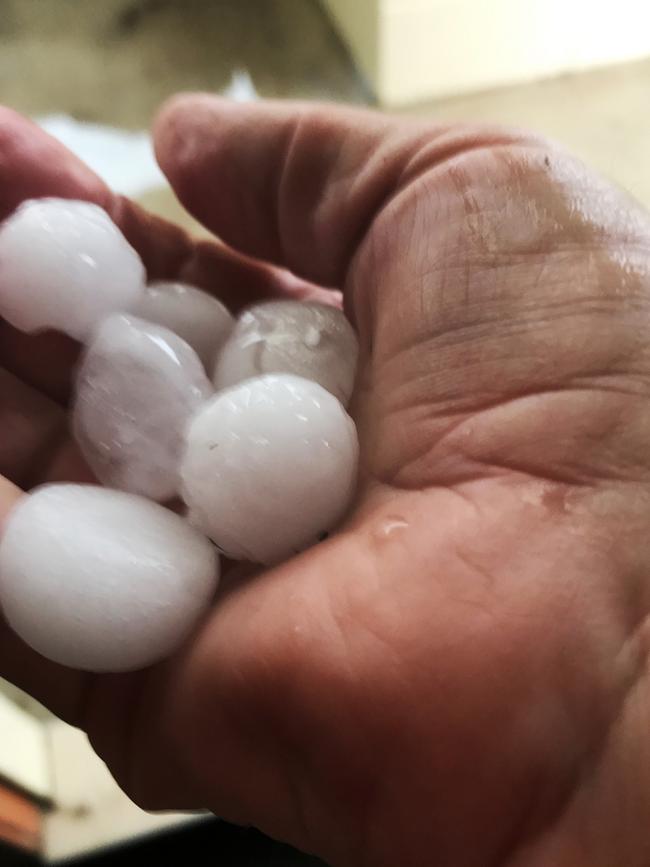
1, 0, 649, 863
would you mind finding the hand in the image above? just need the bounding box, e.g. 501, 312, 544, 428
2, 97, 650, 867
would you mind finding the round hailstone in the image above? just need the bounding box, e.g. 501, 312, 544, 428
181, 374, 359, 565
133, 281, 234, 369
73, 314, 212, 502
213, 301, 359, 406
0, 485, 219, 672
0, 198, 145, 341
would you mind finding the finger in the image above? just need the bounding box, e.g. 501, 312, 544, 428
153, 96, 522, 289
109, 196, 319, 310
0, 109, 108, 219
0, 368, 67, 488
0, 326, 79, 405
153, 96, 409, 287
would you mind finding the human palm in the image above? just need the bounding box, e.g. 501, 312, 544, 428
2, 98, 650, 867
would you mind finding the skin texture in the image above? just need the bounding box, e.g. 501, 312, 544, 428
2, 99, 650, 866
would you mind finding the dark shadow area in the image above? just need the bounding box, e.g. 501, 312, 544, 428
0, 840, 40, 866
57, 818, 329, 866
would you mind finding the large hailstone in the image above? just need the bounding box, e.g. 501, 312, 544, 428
181, 374, 359, 565
73, 314, 212, 502
0, 485, 219, 672
133, 281, 234, 369
213, 301, 359, 406
0, 198, 145, 341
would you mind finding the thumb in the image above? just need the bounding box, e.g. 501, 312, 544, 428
152, 95, 517, 289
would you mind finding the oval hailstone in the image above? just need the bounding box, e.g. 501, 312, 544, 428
213, 301, 359, 406
134, 281, 234, 369
181, 374, 359, 566
0, 485, 219, 672
73, 314, 212, 501
0, 198, 145, 341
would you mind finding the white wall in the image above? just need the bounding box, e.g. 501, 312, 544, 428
322, 0, 650, 105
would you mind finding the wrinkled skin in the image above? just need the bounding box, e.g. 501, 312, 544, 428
2, 98, 650, 867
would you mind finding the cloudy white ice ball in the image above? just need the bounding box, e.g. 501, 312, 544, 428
0, 485, 219, 672
181, 374, 359, 565
0, 198, 145, 341
133, 281, 234, 369
213, 301, 359, 406
73, 314, 212, 502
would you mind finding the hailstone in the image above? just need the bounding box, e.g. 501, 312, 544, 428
133, 281, 234, 369
213, 301, 359, 406
73, 314, 212, 502
0, 198, 145, 341
0, 485, 219, 672
181, 374, 359, 565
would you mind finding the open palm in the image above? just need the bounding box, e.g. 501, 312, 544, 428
2, 98, 650, 867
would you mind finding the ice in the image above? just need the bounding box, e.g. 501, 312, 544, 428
213, 301, 359, 406
73, 314, 212, 502
133, 281, 233, 369
0, 484, 219, 672
181, 374, 359, 565
0, 198, 145, 341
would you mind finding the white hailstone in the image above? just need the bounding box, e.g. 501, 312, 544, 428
73, 314, 212, 502
213, 301, 359, 406
181, 374, 359, 566
0, 485, 219, 672
0, 198, 145, 341
133, 281, 234, 369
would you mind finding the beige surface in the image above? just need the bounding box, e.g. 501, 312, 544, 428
0, 691, 50, 800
